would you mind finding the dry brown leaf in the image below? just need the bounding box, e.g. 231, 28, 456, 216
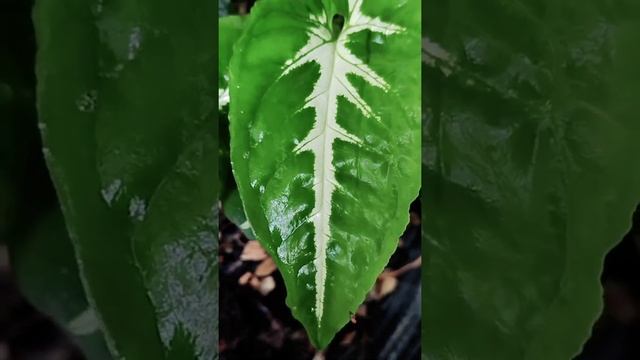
378, 275, 398, 298
370, 271, 399, 300
356, 304, 367, 318
238, 272, 252, 285
410, 211, 421, 225
290, 330, 307, 340
240, 240, 268, 261
340, 331, 357, 346
255, 257, 277, 277
258, 276, 276, 296
388, 256, 422, 278
249, 275, 262, 289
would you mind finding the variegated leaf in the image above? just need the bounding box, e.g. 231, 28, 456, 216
229, 0, 420, 348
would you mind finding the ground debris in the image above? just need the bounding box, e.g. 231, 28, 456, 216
240, 240, 268, 261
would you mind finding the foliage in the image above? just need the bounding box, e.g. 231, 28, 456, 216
423, 0, 640, 358
228, 0, 420, 348
34, 0, 218, 358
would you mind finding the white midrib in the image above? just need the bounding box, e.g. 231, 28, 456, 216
312, 38, 340, 326
280, 0, 404, 328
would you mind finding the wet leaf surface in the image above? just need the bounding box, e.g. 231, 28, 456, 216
229, 0, 421, 347
423, 0, 640, 358
34, 0, 218, 358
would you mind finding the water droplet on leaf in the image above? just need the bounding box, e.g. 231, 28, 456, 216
128, 196, 146, 221
76, 90, 97, 112
127, 26, 143, 60
101, 179, 123, 206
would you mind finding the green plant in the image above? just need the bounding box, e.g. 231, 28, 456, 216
222, 0, 420, 349
34, 0, 218, 358
423, 0, 640, 358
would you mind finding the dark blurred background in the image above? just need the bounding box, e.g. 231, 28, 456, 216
219, 201, 422, 360
1, 0, 108, 358
575, 206, 640, 360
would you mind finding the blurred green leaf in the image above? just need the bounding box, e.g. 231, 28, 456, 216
230, 0, 420, 348
218, 15, 246, 203
11, 210, 111, 359
132, 132, 218, 359
222, 189, 255, 239
219, 15, 245, 100
423, 1, 640, 359
34, 0, 218, 358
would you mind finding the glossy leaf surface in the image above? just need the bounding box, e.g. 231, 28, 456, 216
423, 0, 640, 358
219, 15, 245, 204
34, 0, 218, 358
219, 16, 245, 111
230, 0, 420, 348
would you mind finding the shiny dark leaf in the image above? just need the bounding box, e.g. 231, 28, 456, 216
423, 0, 640, 358
230, 0, 420, 348
34, 0, 218, 358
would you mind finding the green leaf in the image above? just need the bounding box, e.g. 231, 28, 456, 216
11, 210, 112, 359
222, 189, 256, 239
34, 0, 218, 358
219, 15, 246, 111
230, 0, 420, 348
219, 15, 246, 203
131, 132, 218, 359
423, 1, 640, 359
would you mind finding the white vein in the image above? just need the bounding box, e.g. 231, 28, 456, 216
279, 0, 403, 325
219, 87, 230, 109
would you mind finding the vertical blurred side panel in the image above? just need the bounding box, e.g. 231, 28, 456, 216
35, 0, 218, 358
422, 0, 640, 359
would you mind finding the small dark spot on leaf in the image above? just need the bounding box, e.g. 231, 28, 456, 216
332, 14, 345, 38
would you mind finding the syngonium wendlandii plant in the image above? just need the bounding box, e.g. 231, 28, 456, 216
223, 0, 420, 348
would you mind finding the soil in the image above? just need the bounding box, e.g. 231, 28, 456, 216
219, 201, 422, 360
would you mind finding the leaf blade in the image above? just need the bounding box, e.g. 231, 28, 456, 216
230, 0, 420, 348
34, 0, 218, 358
422, 1, 640, 358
